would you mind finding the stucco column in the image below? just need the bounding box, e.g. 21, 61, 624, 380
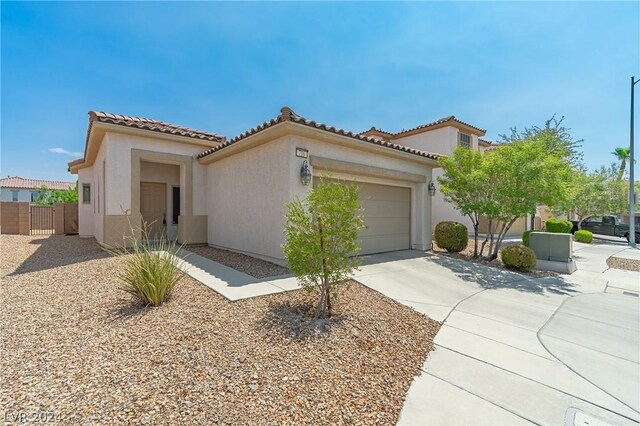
412, 182, 432, 251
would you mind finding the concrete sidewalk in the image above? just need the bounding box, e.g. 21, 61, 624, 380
354, 248, 640, 425
174, 249, 297, 301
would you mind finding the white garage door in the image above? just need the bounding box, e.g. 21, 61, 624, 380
314, 178, 411, 255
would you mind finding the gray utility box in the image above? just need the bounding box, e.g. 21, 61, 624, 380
529, 232, 577, 274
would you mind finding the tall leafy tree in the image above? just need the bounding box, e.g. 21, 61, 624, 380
439, 134, 573, 260
283, 179, 364, 319
499, 115, 583, 167
484, 139, 573, 258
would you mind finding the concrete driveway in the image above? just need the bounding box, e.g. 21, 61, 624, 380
355, 244, 640, 425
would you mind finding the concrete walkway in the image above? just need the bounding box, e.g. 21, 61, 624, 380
354, 246, 640, 425
174, 249, 297, 301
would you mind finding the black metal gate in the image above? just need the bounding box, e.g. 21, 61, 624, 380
30, 205, 54, 235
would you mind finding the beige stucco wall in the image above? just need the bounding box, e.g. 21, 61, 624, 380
104, 133, 207, 216
394, 126, 479, 233
205, 130, 436, 265
77, 136, 108, 242
77, 167, 94, 237
206, 136, 291, 263
76, 131, 211, 245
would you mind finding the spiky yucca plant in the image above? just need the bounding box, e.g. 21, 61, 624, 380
109, 216, 185, 306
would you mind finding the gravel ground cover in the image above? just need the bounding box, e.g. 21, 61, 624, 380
188, 246, 290, 278
432, 239, 556, 277
606, 256, 640, 272
1, 235, 439, 425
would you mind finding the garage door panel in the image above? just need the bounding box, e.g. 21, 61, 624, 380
360, 234, 410, 254
358, 184, 410, 202
360, 200, 411, 218
313, 178, 411, 255
360, 217, 410, 237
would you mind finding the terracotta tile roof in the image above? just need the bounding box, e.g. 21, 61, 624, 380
360, 126, 394, 137
388, 116, 486, 137
478, 138, 493, 147
89, 111, 226, 143
0, 176, 75, 191
198, 107, 440, 161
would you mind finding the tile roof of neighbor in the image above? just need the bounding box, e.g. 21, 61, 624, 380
89, 111, 226, 143
391, 116, 486, 136
0, 176, 75, 191
198, 107, 440, 161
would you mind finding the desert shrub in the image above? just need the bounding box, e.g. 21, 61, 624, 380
545, 219, 573, 234
574, 230, 593, 244
434, 221, 468, 253
109, 220, 184, 306
501, 245, 536, 272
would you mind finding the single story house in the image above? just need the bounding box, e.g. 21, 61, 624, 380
69, 107, 443, 265
0, 176, 76, 203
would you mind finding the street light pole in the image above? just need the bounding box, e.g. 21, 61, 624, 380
630, 76, 639, 248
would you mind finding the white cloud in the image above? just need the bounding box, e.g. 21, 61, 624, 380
48, 147, 83, 157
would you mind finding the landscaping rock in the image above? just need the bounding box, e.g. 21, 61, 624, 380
0, 235, 440, 425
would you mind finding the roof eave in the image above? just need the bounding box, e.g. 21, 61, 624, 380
199, 121, 440, 167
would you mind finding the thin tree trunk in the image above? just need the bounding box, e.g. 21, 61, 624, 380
488, 218, 495, 257
491, 217, 518, 260
316, 216, 330, 319
471, 214, 479, 258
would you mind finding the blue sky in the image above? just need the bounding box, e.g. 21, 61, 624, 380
2, 1, 639, 182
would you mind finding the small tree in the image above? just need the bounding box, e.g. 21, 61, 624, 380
438, 147, 488, 257
283, 179, 364, 319
484, 139, 573, 259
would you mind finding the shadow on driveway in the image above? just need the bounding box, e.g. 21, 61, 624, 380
424, 253, 578, 296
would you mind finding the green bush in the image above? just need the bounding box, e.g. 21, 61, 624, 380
522, 230, 538, 247
109, 223, 185, 306
501, 245, 536, 272
545, 219, 573, 234
574, 230, 593, 244
434, 221, 468, 253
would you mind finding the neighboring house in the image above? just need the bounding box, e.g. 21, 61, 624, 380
0, 176, 75, 203
361, 117, 494, 233
618, 213, 640, 226
68, 108, 441, 264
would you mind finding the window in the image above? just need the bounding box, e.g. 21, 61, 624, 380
82, 184, 91, 204
11, 190, 18, 202
458, 132, 471, 148
172, 187, 181, 225
30, 191, 40, 202
586, 216, 602, 224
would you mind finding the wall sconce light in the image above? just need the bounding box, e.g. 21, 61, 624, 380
428, 181, 436, 196
300, 160, 312, 186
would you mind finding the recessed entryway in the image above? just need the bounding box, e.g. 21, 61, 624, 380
140, 182, 166, 238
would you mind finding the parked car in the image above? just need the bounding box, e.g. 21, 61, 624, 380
571, 215, 640, 242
